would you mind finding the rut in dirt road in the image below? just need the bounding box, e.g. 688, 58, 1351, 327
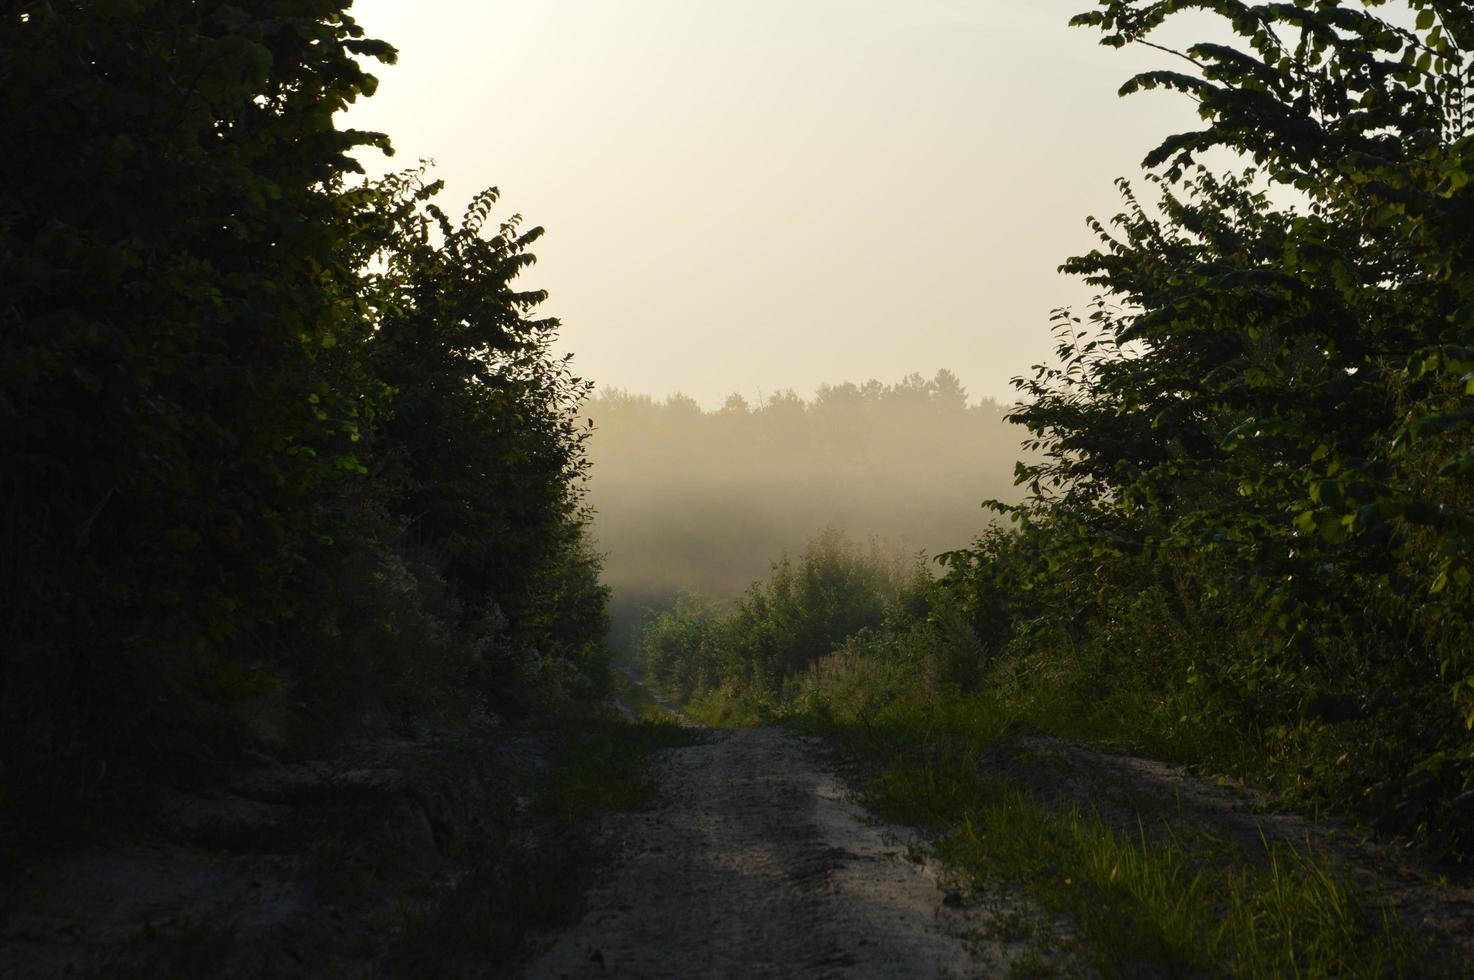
527, 728, 1021, 980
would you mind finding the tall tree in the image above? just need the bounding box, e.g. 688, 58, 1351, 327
2, 2, 397, 781
994, 0, 1474, 847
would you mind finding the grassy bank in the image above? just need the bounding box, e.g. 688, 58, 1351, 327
634, 529, 1470, 975
796, 693, 1432, 977
674, 673, 1450, 976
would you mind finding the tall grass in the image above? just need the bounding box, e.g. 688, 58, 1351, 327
834, 700, 1424, 978
928, 785, 1416, 978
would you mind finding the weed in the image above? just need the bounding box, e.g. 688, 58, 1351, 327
851, 741, 1429, 978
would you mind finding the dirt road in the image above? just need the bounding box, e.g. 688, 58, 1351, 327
527, 728, 1016, 979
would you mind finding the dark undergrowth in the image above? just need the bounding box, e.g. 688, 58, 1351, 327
4, 712, 698, 979
385, 714, 701, 977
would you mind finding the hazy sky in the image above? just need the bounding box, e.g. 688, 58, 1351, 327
345, 0, 1209, 407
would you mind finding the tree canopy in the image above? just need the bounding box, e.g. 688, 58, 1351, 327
1, 2, 607, 813
979, 0, 1474, 853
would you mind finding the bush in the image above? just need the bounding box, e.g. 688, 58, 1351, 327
639, 528, 928, 704
0, 4, 610, 827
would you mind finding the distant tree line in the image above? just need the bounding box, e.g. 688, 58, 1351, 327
1, 3, 607, 822
585, 371, 1023, 638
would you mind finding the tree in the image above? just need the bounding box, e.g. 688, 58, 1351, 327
1, 3, 611, 812
2, 0, 394, 785
366, 174, 606, 708
991, 0, 1473, 851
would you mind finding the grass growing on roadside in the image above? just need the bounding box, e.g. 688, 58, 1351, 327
929, 784, 1415, 978
668, 663, 1427, 975
627, 523, 1465, 974
809, 698, 1428, 979
639, 644, 1462, 975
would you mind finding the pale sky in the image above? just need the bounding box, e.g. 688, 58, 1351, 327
344, 0, 1209, 407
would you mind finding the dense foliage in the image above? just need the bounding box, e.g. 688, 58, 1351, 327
1, 2, 607, 818
638, 0, 1474, 860
992, 0, 1474, 854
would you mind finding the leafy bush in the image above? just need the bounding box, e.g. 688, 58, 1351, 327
0, 3, 609, 826
992, 0, 1474, 856
639, 528, 929, 707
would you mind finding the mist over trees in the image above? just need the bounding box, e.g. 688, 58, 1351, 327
583, 371, 1024, 637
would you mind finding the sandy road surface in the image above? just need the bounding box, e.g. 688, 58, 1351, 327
527, 728, 1009, 980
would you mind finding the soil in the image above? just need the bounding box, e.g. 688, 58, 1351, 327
0, 728, 556, 978
529, 726, 1474, 979
6, 720, 1472, 978
526, 728, 1046, 979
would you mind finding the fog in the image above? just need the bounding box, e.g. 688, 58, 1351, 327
344, 1, 1227, 411
583, 370, 1027, 644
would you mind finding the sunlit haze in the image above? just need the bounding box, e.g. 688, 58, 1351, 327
345, 0, 1205, 407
